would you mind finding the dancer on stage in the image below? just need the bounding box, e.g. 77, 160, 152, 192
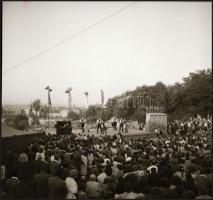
79, 118, 85, 133
96, 118, 102, 133
119, 118, 124, 133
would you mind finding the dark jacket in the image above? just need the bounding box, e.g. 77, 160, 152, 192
5, 177, 21, 198
49, 161, 60, 176
33, 172, 51, 198
48, 176, 67, 199
148, 172, 160, 187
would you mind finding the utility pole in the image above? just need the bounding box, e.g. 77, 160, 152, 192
45, 86, 52, 128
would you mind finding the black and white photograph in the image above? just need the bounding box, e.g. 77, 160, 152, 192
1, 1, 212, 199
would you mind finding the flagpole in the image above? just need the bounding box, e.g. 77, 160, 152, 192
45, 86, 52, 129
48, 102, 49, 128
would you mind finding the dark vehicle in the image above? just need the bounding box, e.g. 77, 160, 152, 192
55, 120, 72, 135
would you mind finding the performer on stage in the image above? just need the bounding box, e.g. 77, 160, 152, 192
112, 118, 117, 130
79, 118, 85, 133
119, 118, 124, 133
96, 118, 102, 133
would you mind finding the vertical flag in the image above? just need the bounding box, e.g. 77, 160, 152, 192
84, 91, 89, 109
100, 89, 104, 107
68, 93, 71, 110
48, 92, 51, 106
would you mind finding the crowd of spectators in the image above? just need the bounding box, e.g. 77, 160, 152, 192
167, 114, 212, 135
1, 114, 212, 199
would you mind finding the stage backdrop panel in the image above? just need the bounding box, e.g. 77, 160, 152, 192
145, 113, 167, 134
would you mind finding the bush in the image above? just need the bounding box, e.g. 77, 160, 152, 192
67, 111, 80, 120
13, 113, 29, 130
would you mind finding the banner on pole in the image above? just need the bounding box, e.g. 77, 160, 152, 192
100, 89, 104, 106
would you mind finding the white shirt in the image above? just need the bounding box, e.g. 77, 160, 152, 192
147, 165, 158, 173
50, 155, 61, 164
35, 152, 45, 161
97, 172, 107, 184
65, 177, 78, 199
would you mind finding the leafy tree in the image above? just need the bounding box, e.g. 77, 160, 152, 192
85, 105, 101, 119
39, 105, 49, 119
32, 99, 41, 124
104, 68, 211, 121
13, 110, 29, 130
67, 110, 80, 120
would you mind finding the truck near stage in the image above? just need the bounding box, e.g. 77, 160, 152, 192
55, 120, 72, 135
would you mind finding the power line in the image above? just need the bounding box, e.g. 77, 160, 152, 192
3, 1, 136, 75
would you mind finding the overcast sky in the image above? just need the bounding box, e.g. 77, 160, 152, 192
2, 1, 212, 107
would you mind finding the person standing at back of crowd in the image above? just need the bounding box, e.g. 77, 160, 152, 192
112, 118, 117, 130
65, 169, 78, 199
5, 169, 21, 199
96, 118, 102, 134
48, 167, 67, 199
80, 151, 88, 177
101, 120, 107, 134
119, 118, 124, 133
79, 118, 85, 133
33, 164, 50, 199
123, 120, 128, 133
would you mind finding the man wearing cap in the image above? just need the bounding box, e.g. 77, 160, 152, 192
33, 164, 50, 198
86, 174, 100, 198
48, 167, 67, 199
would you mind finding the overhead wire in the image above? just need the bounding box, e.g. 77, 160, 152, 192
3, 1, 136, 75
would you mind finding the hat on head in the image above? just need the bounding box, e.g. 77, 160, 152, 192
89, 174, 96, 181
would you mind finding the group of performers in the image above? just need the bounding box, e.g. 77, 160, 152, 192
79, 117, 128, 134
111, 118, 128, 133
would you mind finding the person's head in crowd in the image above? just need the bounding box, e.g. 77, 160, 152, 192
54, 154, 60, 161
40, 163, 48, 173
37, 147, 43, 153
68, 169, 78, 179
55, 166, 63, 177
89, 174, 96, 181
81, 176, 86, 181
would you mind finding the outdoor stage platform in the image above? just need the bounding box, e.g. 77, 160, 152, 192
1, 122, 155, 139
44, 127, 156, 139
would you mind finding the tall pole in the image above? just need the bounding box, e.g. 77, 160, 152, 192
65, 87, 72, 112
45, 86, 52, 129
84, 91, 89, 109
143, 92, 146, 106
48, 104, 49, 128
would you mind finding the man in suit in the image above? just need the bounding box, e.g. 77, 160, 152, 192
48, 167, 67, 199
33, 163, 51, 198
5, 170, 21, 199
148, 167, 160, 187
49, 154, 61, 176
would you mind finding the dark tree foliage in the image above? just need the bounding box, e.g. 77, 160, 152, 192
13, 110, 29, 130
104, 69, 212, 121
67, 110, 80, 120
39, 105, 49, 119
